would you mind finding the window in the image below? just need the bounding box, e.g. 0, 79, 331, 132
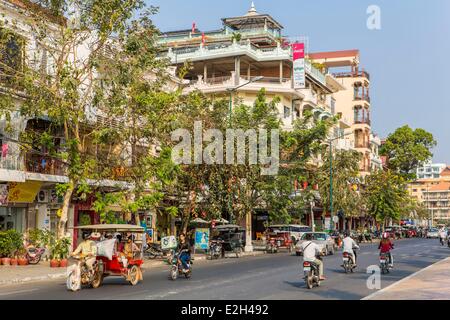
283, 106, 290, 119
0, 29, 24, 85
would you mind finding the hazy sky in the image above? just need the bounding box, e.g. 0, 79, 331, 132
147, 0, 450, 163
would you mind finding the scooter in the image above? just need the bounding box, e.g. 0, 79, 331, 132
379, 252, 392, 274
66, 255, 103, 291
169, 250, 192, 280
26, 246, 46, 265
342, 251, 356, 273
145, 243, 169, 259
209, 239, 223, 259
303, 255, 323, 289
265, 237, 278, 254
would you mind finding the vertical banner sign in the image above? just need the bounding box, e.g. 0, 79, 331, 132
195, 228, 210, 250
292, 43, 305, 89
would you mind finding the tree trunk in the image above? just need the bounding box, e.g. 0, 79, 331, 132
58, 181, 75, 239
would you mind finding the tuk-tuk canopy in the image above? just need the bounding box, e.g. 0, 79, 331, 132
73, 224, 145, 233
215, 224, 245, 231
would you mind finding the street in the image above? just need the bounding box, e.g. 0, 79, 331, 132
0, 238, 448, 300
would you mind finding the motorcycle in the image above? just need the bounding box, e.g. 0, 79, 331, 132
379, 252, 392, 274
145, 243, 169, 259
364, 232, 373, 243
66, 255, 103, 291
342, 251, 356, 273
209, 239, 223, 259
169, 250, 192, 280
303, 255, 323, 289
265, 236, 278, 254
26, 246, 46, 265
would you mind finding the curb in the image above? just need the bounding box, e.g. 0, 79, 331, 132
361, 256, 450, 300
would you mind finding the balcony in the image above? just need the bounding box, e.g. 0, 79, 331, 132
354, 119, 371, 126
24, 153, 67, 176
332, 70, 370, 81
163, 42, 327, 86
355, 141, 370, 149
354, 93, 371, 103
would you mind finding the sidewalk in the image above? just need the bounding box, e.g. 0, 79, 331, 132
363, 257, 450, 300
0, 251, 265, 286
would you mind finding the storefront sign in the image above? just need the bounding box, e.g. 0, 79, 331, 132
292, 43, 306, 89
7, 181, 42, 203
194, 228, 209, 250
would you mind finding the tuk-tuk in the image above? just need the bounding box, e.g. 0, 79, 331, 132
68, 224, 145, 291
211, 224, 245, 258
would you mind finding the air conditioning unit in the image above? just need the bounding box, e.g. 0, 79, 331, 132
37, 190, 48, 203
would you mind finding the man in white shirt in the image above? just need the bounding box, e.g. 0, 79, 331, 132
439, 227, 447, 243
301, 233, 325, 280
342, 231, 359, 268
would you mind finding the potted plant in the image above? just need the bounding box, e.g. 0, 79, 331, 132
8, 230, 23, 266
57, 237, 71, 267
17, 247, 28, 266
48, 232, 60, 267
0, 231, 11, 265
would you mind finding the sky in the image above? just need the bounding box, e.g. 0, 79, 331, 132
147, 0, 450, 164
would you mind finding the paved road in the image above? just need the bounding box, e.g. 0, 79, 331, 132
0, 238, 448, 300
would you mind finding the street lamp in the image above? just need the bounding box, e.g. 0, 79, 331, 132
226, 76, 264, 124
327, 131, 353, 231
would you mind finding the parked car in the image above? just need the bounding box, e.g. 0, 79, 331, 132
426, 228, 439, 239
267, 224, 311, 243
295, 232, 335, 256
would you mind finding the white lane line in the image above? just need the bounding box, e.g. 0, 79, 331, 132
0, 288, 39, 297
361, 257, 450, 300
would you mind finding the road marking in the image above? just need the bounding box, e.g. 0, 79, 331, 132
0, 288, 39, 296
361, 256, 450, 300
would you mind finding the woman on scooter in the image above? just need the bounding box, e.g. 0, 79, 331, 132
177, 233, 191, 272
378, 232, 394, 267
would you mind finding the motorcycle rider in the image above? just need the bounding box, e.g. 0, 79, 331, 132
342, 231, 359, 268
378, 232, 394, 267
438, 227, 447, 245
71, 232, 98, 276
177, 233, 191, 273
300, 233, 326, 280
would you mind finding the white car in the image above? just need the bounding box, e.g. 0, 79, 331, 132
426, 228, 439, 238
267, 224, 312, 243
295, 232, 336, 256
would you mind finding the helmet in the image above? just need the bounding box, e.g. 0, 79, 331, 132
89, 232, 101, 240
382, 232, 389, 239
344, 231, 350, 237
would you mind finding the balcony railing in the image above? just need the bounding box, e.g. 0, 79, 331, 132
163, 42, 327, 86
0, 156, 23, 171
354, 94, 371, 103
354, 119, 371, 125
24, 153, 67, 176
332, 70, 370, 81
355, 141, 370, 149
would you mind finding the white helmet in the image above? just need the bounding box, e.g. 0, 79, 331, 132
382, 232, 389, 239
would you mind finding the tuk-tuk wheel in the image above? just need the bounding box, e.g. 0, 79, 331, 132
128, 265, 140, 286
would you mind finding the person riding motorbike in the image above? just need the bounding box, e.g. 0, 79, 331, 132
177, 233, 192, 273
438, 227, 447, 245
378, 232, 394, 267
300, 233, 326, 280
71, 232, 99, 276
342, 231, 359, 268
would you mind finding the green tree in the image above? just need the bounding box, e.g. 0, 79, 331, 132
315, 149, 363, 225
364, 170, 408, 228
380, 125, 436, 180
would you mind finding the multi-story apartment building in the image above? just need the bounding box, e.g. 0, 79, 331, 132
309, 50, 378, 176
416, 162, 447, 180
409, 165, 450, 225
157, 3, 354, 247
0, 1, 157, 244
